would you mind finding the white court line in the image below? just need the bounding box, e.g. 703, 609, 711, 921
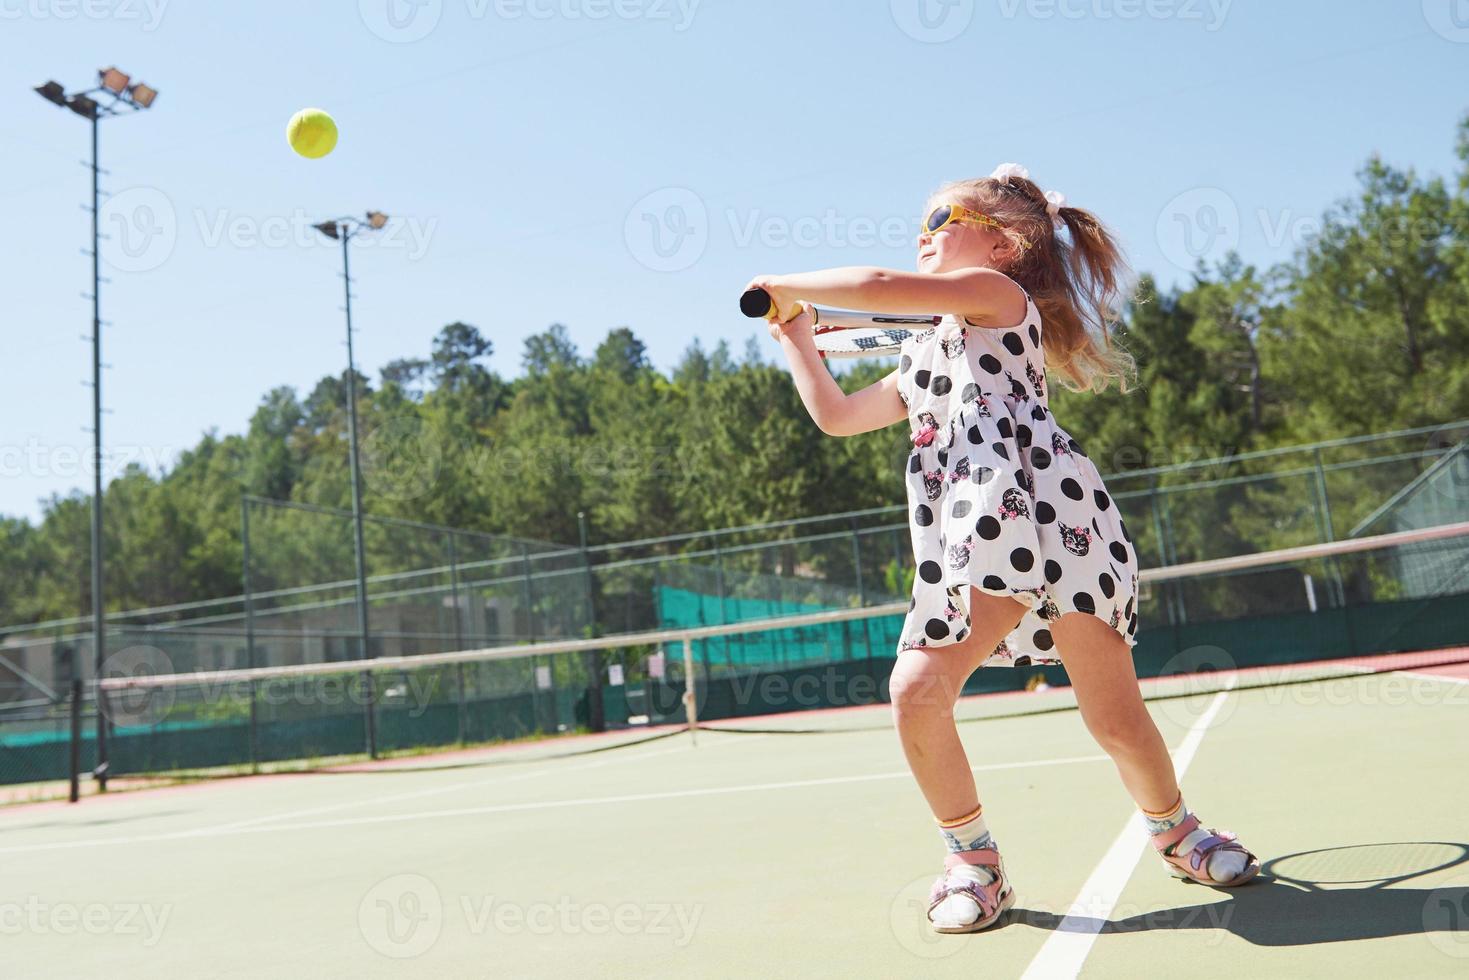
1392, 669, 1469, 686
209, 734, 758, 834
0, 753, 1109, 856
1020, 683, 1236, 980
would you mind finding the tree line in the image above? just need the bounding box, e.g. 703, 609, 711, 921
3, 116, 1467, 628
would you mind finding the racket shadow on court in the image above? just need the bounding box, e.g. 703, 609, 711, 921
1006, 842, 1469, 947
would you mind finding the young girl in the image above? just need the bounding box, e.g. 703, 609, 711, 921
748, 163, 1258, 934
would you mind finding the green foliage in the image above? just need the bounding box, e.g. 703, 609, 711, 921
4, 114, 1469, 626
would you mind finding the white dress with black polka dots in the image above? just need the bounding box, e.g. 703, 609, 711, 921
895, 285, 1139, 667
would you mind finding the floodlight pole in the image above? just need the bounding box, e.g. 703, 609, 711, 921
341, 224, 375, 759
87, 109, 107, 791
315, 214, 388, 759
34, 69, 159, 797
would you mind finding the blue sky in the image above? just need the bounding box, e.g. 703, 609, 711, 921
2, 0, 1466, 523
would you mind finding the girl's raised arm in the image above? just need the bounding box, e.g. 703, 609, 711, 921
747, 266, 1024, 324
769, 309, 907, 438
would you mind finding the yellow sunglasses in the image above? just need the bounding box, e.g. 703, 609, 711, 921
923, 202, 1006, 235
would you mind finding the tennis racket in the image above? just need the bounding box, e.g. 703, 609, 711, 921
740, 287, 941, 358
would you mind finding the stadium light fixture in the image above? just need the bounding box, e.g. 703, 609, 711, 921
32, 67, 159, 800
34, 81, 67, 106
99, 67, 130, 94
309, 211, 390, 758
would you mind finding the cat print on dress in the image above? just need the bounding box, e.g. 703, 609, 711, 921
1059, 523, 1093, 557
1005, 372, 1027, 401
947, 534, 974, 571
1026, 361, 1045, 399
894, 289, 1140, 666
922, 468, 945, 502
944, 596, 964, 623
999, 487, 1031, 522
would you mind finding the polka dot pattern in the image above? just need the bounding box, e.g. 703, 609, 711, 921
891, 280, 1138, 667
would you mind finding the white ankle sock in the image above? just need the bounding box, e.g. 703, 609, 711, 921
930, 806, 999, 927
1144, 794, 1246, 882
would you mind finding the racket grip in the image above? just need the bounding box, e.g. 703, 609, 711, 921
740, 287, 776, 319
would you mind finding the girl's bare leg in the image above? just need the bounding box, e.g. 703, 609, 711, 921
1048, 611, 1177, 812
889, 589, 1029, 820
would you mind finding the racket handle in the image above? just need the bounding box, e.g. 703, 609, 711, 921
740, 287, 776, 319
740, 287, 805, 322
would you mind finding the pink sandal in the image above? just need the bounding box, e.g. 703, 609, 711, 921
926, 848, 1016, 934
1151, 813, 1260, 887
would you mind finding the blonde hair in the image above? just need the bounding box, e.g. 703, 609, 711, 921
931, 175, 1137, 393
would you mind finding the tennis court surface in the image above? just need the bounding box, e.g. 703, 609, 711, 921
4, 647, 1467, 978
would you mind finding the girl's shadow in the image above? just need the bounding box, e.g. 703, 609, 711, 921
1009, 842, 1469, 948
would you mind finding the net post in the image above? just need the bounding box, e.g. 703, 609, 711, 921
682, 634, 698, 746
68, 674, 82, 803
714, 542, 730, 671
1313, 447, 1348, 607
522, 544, 536, 643
241, 496, 259, 772
578, 511, 605, 734
448, 531, 466, 746
851, 517, 873, 658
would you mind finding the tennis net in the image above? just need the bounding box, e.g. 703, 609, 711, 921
38, 519, 1469, 778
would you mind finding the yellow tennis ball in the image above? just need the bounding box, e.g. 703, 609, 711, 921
287, 108, 338, 159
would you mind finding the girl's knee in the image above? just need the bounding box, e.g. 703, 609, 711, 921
888, 659, 962, 720
1082, 705, 1157, 754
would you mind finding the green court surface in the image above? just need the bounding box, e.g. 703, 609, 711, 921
2, 665, 1467, 978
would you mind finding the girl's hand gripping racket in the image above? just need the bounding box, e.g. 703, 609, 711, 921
740, 287, 941, 358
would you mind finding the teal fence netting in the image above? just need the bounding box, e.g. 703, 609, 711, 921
3, 422, 1468, 786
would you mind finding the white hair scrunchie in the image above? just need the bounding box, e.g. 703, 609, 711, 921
1044, 189, 1067, 230
991, 162, 1068, 234
989, 162, 1030, 185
